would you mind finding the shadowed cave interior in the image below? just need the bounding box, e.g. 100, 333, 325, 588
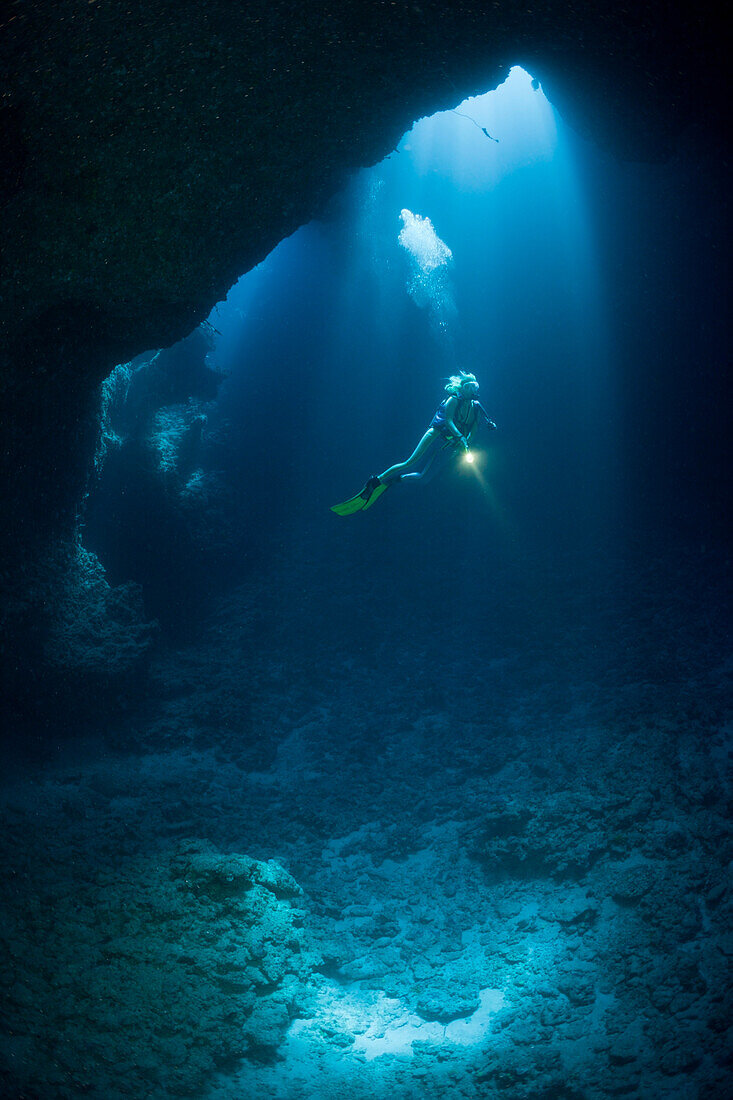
1, 5, 731, 1099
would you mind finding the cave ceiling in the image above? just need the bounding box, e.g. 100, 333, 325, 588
1, 1, 726, 369
0, 1, 727, 556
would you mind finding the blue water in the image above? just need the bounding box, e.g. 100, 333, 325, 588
209, 69, 614, 545
2, 68, 730, 1100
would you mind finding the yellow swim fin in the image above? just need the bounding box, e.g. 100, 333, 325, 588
331, 476, 388, 515
361, 482, 389, 510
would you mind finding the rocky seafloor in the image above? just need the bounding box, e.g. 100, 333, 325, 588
1, 544, 731, 1099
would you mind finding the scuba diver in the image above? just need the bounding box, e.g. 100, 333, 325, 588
331, 372, 497, 515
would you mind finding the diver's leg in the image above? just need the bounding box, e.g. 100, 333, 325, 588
402, 440, 456, 483
378, 430, 438, 484
419, 441, 458, 484
401, 439, 442, 480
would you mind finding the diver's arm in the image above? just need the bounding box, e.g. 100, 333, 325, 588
475, 401, 497, 432
466, 406, 481, 445
443, 396, 469, 448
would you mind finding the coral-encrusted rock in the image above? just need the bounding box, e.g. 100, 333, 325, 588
1, 538, 157, 732
540, 887, 599, 928
85, 328, 236, 627
0, 838, 316, 1098
415, 988, 481, 1025
607, 862, 658, 905
174, 839, 302, 904
45, 542, 155, 676
470, 796, 609, 881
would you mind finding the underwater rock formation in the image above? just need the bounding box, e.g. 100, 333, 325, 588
86, 326, 235, 626
1, 537, 156, 738
0, 1, 727, 563
1, 326, 234, 735
4, 629, 728, 1096
0, 539, 729, 1098
0, 325, 231, 734
0, 837, 316, 1098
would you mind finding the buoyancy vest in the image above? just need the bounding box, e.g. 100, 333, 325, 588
430, 395, 479, 437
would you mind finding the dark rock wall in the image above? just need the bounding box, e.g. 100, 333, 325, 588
1, 537, 156, 742
85, 327, 236, 629
0, 1, 727, 560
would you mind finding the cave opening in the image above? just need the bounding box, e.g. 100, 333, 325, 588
83, 66, 618, 632
5, 52, 730, 1100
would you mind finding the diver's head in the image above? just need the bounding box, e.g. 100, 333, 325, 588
445, 371, 479, 396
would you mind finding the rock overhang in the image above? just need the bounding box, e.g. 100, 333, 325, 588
0, 1, 728, 557
1, 1, 727, 367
